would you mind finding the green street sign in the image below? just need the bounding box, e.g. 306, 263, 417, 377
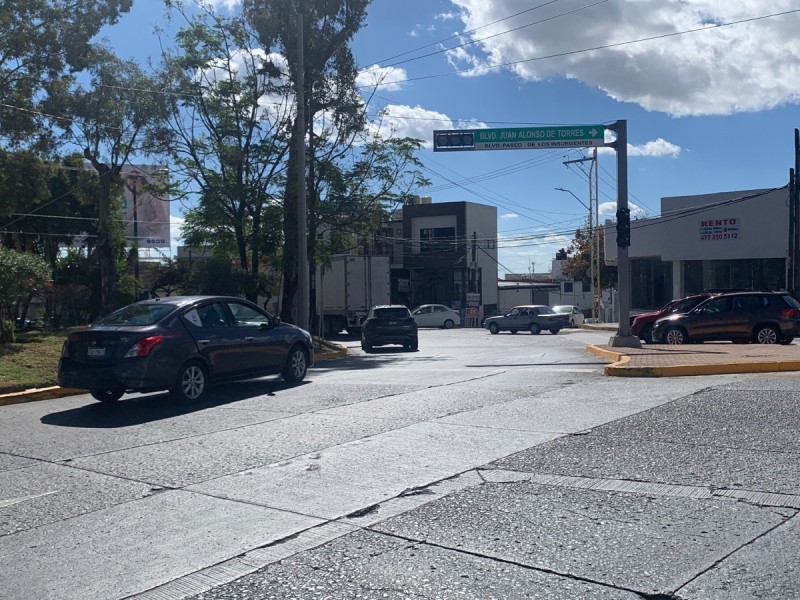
433, 125, 605, 152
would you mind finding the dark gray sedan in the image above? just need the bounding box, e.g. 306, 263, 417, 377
483, 305, 569, 335
58, 296, 314, 403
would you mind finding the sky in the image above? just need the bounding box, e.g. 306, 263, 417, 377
99, 0, 800, 277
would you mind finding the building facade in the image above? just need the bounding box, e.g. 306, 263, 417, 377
605, 188, 790, 310
375, 199, 498, 320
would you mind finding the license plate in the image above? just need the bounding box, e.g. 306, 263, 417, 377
87, 347, 106, 358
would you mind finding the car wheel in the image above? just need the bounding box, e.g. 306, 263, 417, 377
282, 345, 308, 383
90, 387, 124, 403
550, 328, 560, 335
529, 323, 541, 335
754, 325, 779, 344
443, 319, 454, 329
171, 361, 207, 402
640, 323, 654, 344
407, 339, 419, 351
361, 341, 373, 352
489, 323, 499, 335
663, 326, 687, 345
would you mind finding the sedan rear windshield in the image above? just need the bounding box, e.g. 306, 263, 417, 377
374, 308, 411, 319
94, 304, 177, 326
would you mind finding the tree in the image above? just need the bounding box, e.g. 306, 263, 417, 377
246, 0, 428, 324
560, 227, 617, 290
154, 5, 294, 302
46, 49, 167, 315
0, 247, 51, 343
0, 0, 133, 146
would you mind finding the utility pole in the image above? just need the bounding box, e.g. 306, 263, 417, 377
608, 119, 640, 348
560, 152, 600, 319
793, 128, 800, 298
295, 8, 309, 331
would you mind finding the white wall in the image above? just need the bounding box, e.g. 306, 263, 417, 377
606, 188, 788, 263
465, 203, 498, 305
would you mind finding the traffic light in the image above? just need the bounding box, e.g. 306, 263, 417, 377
433, 130, 475, 152
616, 207, 631, 248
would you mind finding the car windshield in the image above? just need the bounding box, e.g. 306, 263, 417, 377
94, 303, 176, 327
671, 297, 705, 313
374, 307, 410, 319
553, 306, 570, 314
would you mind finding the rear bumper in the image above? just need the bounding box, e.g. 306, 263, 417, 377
58, 358, 170, 392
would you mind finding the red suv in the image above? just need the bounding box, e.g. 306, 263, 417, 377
631, 293, 714, 343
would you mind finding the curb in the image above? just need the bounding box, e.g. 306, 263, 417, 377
586, 345, 800, 378
0, 386, 84, 407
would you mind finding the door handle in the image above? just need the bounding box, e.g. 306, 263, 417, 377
244, 336, 254, 342
198, 339, 210, 345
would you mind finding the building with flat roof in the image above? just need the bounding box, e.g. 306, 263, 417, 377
605, 187, 790, 311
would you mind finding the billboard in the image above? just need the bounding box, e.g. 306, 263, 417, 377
121, 165, 171, 249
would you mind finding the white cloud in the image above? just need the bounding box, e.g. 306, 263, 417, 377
501, 212, 519, 219
598, 137, 682, 157
598, 201, 646, 218
446, 0, 800, 116
357, 65, 409, 91
202, 0, 241, 11
368, 104, 488, 146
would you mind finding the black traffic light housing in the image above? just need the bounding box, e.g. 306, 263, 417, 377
433, 130, 475, 152
616, 207, 631, 248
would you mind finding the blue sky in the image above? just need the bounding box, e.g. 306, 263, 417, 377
101, 0, 800, 276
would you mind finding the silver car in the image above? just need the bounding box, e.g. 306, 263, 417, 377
483, 305, 569, 335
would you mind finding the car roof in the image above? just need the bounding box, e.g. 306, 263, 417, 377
134, 295, 255, 308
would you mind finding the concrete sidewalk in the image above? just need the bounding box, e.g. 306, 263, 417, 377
588, 342, 800, 377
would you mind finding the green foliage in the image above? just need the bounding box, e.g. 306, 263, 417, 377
0, 0, 133, 145
561, 228, 617, 290
0, 248, 51, 343
155, 5, 293, 301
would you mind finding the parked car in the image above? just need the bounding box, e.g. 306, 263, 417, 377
483, 305, 569, 335
361, 305, 418, 351
652, 291, 800, 345
411, 304, 461, 329
58, 296, 314, 403
552, 305, 585, 328
631, 292, 715, 343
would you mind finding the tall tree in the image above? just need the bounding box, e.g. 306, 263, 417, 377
244, 0, 372, 323
46, 49, 167, 314
154, 4, 293, 301
0, 0, 133, 147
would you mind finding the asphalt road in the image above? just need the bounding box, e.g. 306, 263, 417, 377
1, 327, 798, 599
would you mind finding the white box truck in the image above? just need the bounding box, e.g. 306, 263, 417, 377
318, 255, 391, 336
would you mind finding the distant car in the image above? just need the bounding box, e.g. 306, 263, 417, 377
411, 304, 461, 329
361, 305, 418, 351
552, 305, 585, 328
652, 291, 800, 345
631, 292, 714, 343
58, 296, 313, 403
483, 305, 569, 335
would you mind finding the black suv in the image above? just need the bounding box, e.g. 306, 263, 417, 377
652, 291, 800, 345
361, 305, 418, 352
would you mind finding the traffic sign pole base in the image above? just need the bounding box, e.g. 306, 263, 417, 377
607, 335, 642, 349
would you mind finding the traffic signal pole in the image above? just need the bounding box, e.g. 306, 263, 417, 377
608, 120, 641, 348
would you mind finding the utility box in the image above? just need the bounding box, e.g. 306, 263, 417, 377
318, 255, 391, 336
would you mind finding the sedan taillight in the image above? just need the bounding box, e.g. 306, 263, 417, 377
123, 336, 165, 358
61, 334, 79, 358
780, 308, 800, 319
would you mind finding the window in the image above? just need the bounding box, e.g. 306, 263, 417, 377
420, 227, 456, 253
226, 301, 270, 327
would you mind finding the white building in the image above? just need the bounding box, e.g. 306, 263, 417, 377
605, 187, 790, 310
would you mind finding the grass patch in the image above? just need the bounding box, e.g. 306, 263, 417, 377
0, 330, 68, 393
